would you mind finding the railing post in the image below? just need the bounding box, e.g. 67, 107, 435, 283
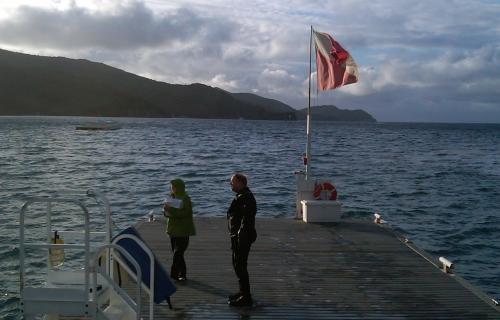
439, 257, 454, 273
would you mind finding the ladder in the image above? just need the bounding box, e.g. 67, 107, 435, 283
19, 190, 147, 320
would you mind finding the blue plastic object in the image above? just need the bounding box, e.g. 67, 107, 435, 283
113, 227, 176, 304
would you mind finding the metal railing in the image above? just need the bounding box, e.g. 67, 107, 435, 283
92, 244, 142, 320
19, 190, 113, 319
112, 233, 156, 320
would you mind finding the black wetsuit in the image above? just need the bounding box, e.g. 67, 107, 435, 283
227, 187, 257, 297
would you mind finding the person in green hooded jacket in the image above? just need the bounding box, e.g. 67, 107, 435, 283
163, 178, 196, 281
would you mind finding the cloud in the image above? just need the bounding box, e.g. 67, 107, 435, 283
0, 1, 235, 50
350, 44, 500, 95
257, 68, 300, 95
316, 0, 500, 50
207, 74, 240, 90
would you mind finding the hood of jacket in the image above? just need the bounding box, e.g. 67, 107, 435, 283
171, 178, 187, 198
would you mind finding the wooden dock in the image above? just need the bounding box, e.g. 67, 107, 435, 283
132, 217, 499, 319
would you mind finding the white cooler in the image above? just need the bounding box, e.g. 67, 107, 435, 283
301, 200, 341, 223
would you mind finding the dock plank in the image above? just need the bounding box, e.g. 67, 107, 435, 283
131, 217, 499, 319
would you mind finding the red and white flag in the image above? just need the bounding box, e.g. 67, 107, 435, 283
313, 30, 359, 90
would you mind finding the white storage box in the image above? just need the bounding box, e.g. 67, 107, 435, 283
301, 200, 341, 223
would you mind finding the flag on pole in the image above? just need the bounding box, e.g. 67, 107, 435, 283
313, 30, 359, 90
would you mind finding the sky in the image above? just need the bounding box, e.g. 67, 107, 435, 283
0, 0, 499, 123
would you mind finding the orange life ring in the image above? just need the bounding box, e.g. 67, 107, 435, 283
313, 182, 337, 200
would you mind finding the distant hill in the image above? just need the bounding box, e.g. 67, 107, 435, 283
0, 49, 289, 119
296, 105, 376, 122
230, 93, 376, 122
0, 49, 375, 122
231, 92, 296, 119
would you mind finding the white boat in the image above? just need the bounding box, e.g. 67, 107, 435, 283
75, 124, 121, 131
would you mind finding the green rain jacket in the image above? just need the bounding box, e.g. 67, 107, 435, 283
165, 179, 196, 237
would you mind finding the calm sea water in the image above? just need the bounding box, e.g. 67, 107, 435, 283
1, 116, 499, 318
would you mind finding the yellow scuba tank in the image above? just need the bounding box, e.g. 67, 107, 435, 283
49, 230, 65, 267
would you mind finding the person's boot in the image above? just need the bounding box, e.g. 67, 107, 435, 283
177, 275, 187, 282
228, 292, 242, 303
228, 294, 252, 307
170, 266, 177, 280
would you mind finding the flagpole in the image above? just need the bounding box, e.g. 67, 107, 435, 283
305, 25, 313, 180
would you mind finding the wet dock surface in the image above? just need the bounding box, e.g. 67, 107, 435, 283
133, 217, 499, 319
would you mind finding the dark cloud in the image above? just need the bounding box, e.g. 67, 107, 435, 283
315, 0, 500, 51
0, 2, 235, 50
